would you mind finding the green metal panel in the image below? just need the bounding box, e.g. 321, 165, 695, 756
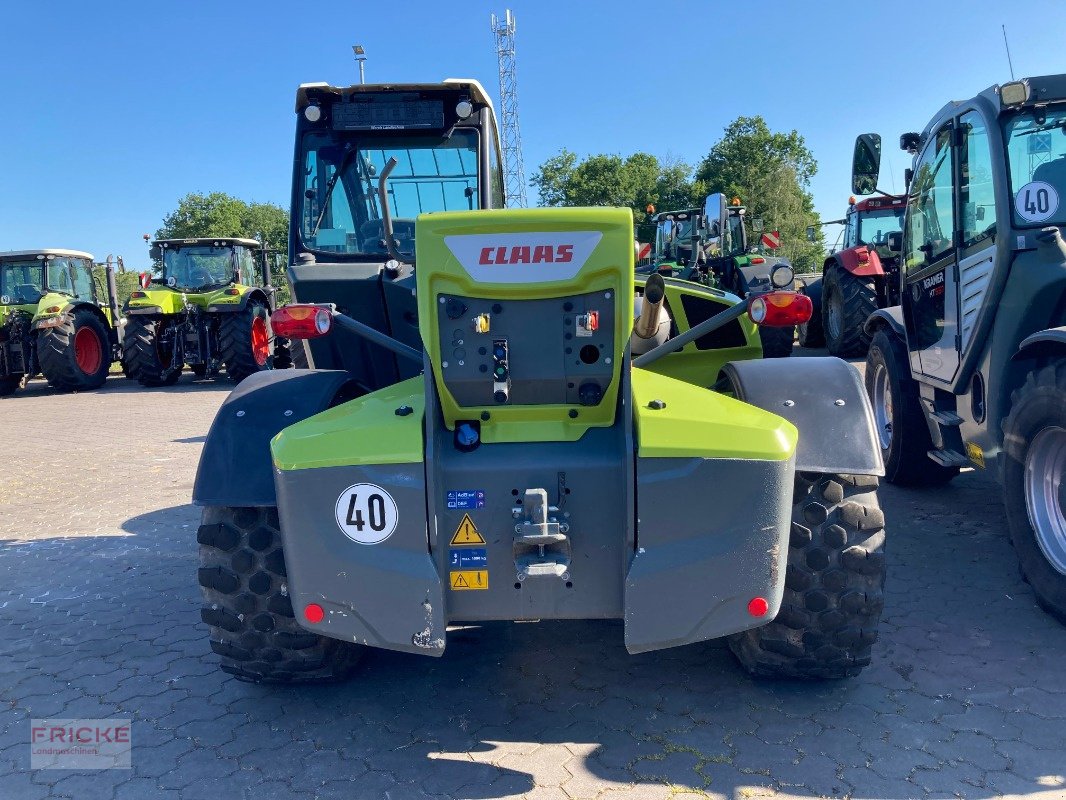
272, 377, 425, 471
632, 368, 796, 460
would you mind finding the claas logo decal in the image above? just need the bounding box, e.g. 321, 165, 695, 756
478, 244, 574, 265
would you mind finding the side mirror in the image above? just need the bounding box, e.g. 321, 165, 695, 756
703, 193, 726, 234
148, 245, 161, 261
886, 231, 903, 253
751, 218, 764, 233
806, 226, 816, 242
851, 133, 882, 196
904, 168, 914, 188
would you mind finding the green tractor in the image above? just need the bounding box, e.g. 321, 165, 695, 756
191, 80, 886, 684
0, 249, 123, 395
641, 194, 799, 357
123, 237, 284, 386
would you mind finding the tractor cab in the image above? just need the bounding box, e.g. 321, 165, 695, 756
286, 79, 505, 389
148, 238, 265, 293
0, 249, 97, 309
842, 196, 906, 254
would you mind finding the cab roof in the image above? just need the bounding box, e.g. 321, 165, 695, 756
853, 196, 905, 213
295, 78, 496, 118
153, 238, 260, 248
0, 249, 94, 261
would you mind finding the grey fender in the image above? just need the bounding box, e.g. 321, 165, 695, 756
193, 369, 358, 507
720, 356, 884, 476
863, 305, 905, 338
1014, 325, 1066, 360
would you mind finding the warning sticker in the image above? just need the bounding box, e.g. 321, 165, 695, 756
450, 570, 489, 591
1015, 180, 1060, 223
965, 441, 986, 469
450, 548, 488, 568
450, 513, 486, 546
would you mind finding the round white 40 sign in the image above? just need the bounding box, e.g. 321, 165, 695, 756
334, 483, 399, 545
1015, 180, 1060, 223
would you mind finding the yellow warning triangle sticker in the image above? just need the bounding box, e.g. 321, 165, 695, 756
450, 513, 486, 545
453, 573, 470, 588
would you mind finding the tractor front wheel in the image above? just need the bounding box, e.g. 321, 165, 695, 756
1002, 362, 1066, 624
729, 472, 886, 679
123, 317, 182, 387
219, 302, 273, 383
198, 506, 363, 683
823, 265, 877, 357
37, 308, 111, 392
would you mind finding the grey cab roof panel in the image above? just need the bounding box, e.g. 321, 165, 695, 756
295, 78, 495, 116
0, 249, 94, 261
153, 238, 261, 248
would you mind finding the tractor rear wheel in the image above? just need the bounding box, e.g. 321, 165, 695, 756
198, 506, 363, 683
823, 264, 876, 357
866, 329, 957, 486
219, 301, 273, 383
37, 308, 111, 391
729, 471, 886, 679
796, 278, 825, 348
123, 317, 182, 387
759, 325, 795, 358
1002, 362, 1066, 624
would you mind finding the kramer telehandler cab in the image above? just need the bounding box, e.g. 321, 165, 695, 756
0, 249, 123, 395
859, 74, 1066, 622
124, 237, 281, 385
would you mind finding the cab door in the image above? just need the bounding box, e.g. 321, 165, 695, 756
902, 124, 960, 382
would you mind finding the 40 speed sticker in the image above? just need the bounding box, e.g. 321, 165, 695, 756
334, 483, 399, 545
1015, 180, 1060, 223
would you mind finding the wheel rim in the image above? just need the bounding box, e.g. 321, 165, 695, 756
74, 327, 103, 375
872, 361, 893, 451
1024, 426, 1066, 575
251, 315, 270, 366
827, 286, 843, 341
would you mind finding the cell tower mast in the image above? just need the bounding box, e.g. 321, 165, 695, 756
491, 9, 527, 208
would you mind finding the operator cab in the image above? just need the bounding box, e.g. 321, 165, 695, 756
148, 238, 263, 292
0, 250, 96, 306
288, 80, 505, 391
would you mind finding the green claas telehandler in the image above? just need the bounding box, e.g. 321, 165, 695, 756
0, 249, 123, 395
124, 237, 284, 385
190, 79, 889, 684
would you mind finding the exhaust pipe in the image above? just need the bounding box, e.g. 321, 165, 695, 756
634, 272, 666, 339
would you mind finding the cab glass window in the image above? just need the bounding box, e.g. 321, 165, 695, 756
1004, 105, 1066, 227
47, 258, 94, 299
904, 126, 955, 274
0, 261, 44, 303
958, 111, 996, 247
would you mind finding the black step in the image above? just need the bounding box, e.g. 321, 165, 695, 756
930, 410, 963, 426
927, 448, 971, 467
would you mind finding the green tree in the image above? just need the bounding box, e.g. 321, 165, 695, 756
530, 149, 702, 234
696, 116, 824, 272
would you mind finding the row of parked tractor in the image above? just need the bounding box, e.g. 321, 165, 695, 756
0, 237, 289, 396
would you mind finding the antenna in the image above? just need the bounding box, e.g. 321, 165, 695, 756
491, 9, 527, 208
1002, 25, 1015, 80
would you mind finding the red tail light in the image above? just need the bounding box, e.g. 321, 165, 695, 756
750, 257, 765, 264
272, 305, 333, 339
747, 291, 812, 327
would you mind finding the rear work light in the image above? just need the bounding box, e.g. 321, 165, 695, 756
271, 304, 333, 339
747, 291, 812, 327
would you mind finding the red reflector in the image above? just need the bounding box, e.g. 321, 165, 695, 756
750, 257, 765, 264
304, 603, 324, 624
130, 292, 146, 299
225, 288, 240, 296
272, 305, 333, 339
748, 597, 769, 617
747, 291, 813, 327
46, 306, 62, 314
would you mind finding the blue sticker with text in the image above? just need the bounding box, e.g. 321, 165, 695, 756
449, 548, 488, 568
447, 490, 485, 509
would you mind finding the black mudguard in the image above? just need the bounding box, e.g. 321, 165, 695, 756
1015, 325, 1066, 360
864, 306, 905, 339
720, 356, 884, 476
797, 273, 822, 309
193, 369, 358, 507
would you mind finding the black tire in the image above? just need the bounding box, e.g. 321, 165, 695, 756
759, 325, 795, 358
272, 339, 294, 370
729, 472, 885, 679
123, 316, 182, 387
198, 506, 363, 683
823, 264, 877, 358
796, 279, 825, 348
219, 301, 274, 383
290, 339, 310, 369
37, 307, 111, 391
865, 329, 957, 486
0, 376, 25, 396
1002, 363, 1066, 624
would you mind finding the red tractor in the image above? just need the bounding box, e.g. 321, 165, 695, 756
799, 194, 906, 356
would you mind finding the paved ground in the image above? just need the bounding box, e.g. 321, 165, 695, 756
1, 359, 1065, 800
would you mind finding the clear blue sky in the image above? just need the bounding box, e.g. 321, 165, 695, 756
3, 0, 1065, 265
